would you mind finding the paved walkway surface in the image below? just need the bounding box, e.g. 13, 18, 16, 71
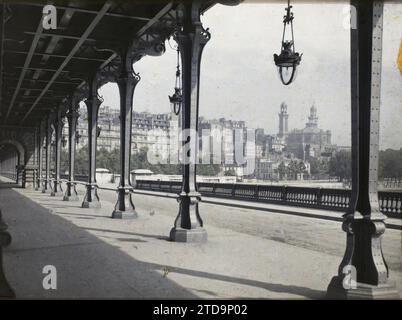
1, 180, 401, 299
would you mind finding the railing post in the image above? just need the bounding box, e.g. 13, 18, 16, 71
317, 187, 322, 207
282, 185, 288, 204
254, 184, 259, 201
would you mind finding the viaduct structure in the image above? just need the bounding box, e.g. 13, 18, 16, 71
0, 0, 399, 299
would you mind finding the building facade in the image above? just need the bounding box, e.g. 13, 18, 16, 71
285, 105, 332, 161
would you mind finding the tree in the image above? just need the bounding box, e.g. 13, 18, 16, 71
197, 164, 221, 176
309, 158, 329, 176
75, 146, 89, 175
379, 148, 402, 179
287, 160, 299, 180
130, 147, 181, 175
96, 147, 119, 173
277, 161, 287, 180
224, 169, 236, 176
328, 150, 351, 181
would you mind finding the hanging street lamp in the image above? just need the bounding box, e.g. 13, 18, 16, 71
76, 130, 81, 145
168, 40, 182, 116
61, 135, 67, 148
274, 0, 302, 85
96, 125, 102, 138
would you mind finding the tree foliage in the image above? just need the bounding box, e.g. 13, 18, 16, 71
328, 150, 351, 181
379, 148, 402, 178
224, 169, 236, 176
309, 158, 329, 177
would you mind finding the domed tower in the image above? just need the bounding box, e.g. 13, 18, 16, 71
278, 102, 289, 138
306, 103, 318, 128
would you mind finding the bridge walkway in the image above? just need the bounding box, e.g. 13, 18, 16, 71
1, 179, 401, 299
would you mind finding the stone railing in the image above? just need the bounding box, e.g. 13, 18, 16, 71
55, 176, 402, 218
134, 180, 402, 218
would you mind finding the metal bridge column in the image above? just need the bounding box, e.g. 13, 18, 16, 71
327, 0, 398, 299
112, 50, 140, 219
42, 115, 52, 193
169, 1, 210, 242
51, 111, 64, 196
82, 75, 102, 208
63, 96, 79, 201
35, 120, 44, 191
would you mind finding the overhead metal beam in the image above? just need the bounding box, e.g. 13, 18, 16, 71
136, 2, 173, 37
21, 1, 113, 123
24, 31, 118, 44
11, 87, 54, 92
4, 77, 81, 85
8, 101, 54, 106
16, 96, 65, 100
16, 2, 151, 22
5, 50, 107, 62
15, 66, 87, 75
4, 20, 43, 121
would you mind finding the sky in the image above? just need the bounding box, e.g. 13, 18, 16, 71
99, 1, 402, 150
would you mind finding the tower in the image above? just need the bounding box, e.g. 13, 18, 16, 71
278, 102, 289, 138
306, 103, 318, 128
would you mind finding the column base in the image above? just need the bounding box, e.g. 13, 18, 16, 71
111, 187, 137, 219
50, 181, 63, 197
50, 191, 63, 197
63, 182, 79, 201
81, 184, 101, 209
41, 186, 50, 194
111, 210, 138, 219
63, 194, 79, 201
0, 220, 15, 298
0, 249, 14, 299
0, 276, 15, 299
326, 276, 400, 300
169, 227, 207, 243
81, 200, 101, 209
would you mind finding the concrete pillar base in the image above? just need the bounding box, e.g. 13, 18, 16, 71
63, 182, 79, 201
169, 227, 207, 243
326, 276, 400, 300
50, 191, 63, 197
0, 248, 15, 299
111, 209, 138, 219
0, 214, 15, 299
63, 194, 79, 201
112, 187, 137, 219
81, 200, 101, 209
81, 184, 101, 208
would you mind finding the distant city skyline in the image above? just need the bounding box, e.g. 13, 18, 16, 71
99, 1, 402, 150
